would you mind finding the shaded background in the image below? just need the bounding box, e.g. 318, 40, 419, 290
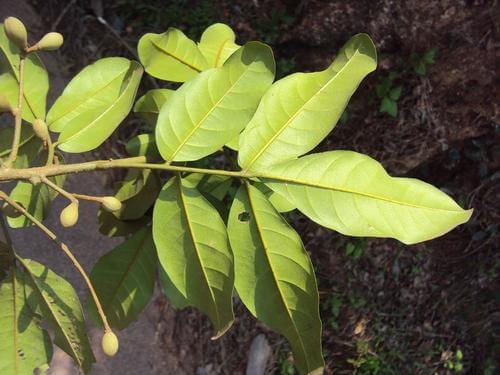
1, 0, 499, 374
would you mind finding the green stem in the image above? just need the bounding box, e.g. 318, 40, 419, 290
5, 56, 26, 166
0, 157, 255, 182
0, 190, 112, 333
41, 176, 77, 203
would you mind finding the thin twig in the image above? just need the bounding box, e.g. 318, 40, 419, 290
5, 56, 26, 166
41, 176, 77, 203
0, 190, 112, 333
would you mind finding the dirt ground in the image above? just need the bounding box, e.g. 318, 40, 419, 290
3, 0, 499, 374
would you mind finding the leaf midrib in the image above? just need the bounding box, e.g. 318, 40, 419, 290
151, 37, 203, 73
245, 184, 310, 370
48, 65, 129, 127
261, 173, 465, 213
102, 229, 150, 315
176, 178, 220, 327
19, 259, 84, 368
242, 49, 364, 172
214, 38, 231, 67
168, 56, 259, 161
60, 64, 139, 146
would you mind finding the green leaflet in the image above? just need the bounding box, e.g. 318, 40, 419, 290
133, 88, 174, 125
20, 259, 95, 373
263, 151, 473, 245
47, 57, 130, 132
125, 133, 160, 160
55, 60, 143, 152
7, 172, 65, 228
238, 33, 377, 172
98, 209, 149, 238
227, 184, 323, 374
112, 169, 161, 220
138, 28, 209, 82
158, 265, 189, 309
198, 23, 240, 67
0, 267, 53, 375
152, 176, 234, 338
254, 182, 295, 213
0, 130, 39, 169
0, 126, 34, 160
0, 24, 49, 123
87, 227, 157, 330
156, 42, 275, 162
183, 173, 232, 201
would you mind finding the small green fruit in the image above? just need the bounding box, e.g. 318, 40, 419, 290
0, 95, 12, 113
101, 197, 122, 213
101, 331, 119, 357
2, 203, 21, 218
4, 17, 28, 50
60, 202, 78, 227
32, 119, 49, 141
36, 32, 63, 51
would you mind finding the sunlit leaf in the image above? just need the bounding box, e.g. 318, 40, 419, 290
138, 28, 209, 82
227, 184, 323, 374
156, 42, 275, 162
198, 23, 240, 67
153, 176, 234, 337
263, 151, 473, 244
20, 258, 94, 373
238, 34, 377, 172
0, 24, 49, 123
55, 60, 143, 152
133, 88, 174, 125
0, 266, 53, 374
87, 227, 157, 330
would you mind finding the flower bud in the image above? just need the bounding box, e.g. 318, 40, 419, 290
0, 95, 13, 113
4, 17, 28, 50
32, 119, 49, 141
101, 197, 122, 213
60, 202, 78, 227
101, 331, 119, 357
36, 32, 63, 51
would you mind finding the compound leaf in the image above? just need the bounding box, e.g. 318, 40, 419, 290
138, 28, 209, 82
0, 266, 53, 375
87, 227, 157, 330
227, 184, 323, 374
19, 258, 94, 373
156, 42, 275, 162
0, 24, 49, 123
56, 60, 143, 152
153, 176, 234, 338
238, 34, 377, 172
263, 151, 473, 245
198, 23, 240, 67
